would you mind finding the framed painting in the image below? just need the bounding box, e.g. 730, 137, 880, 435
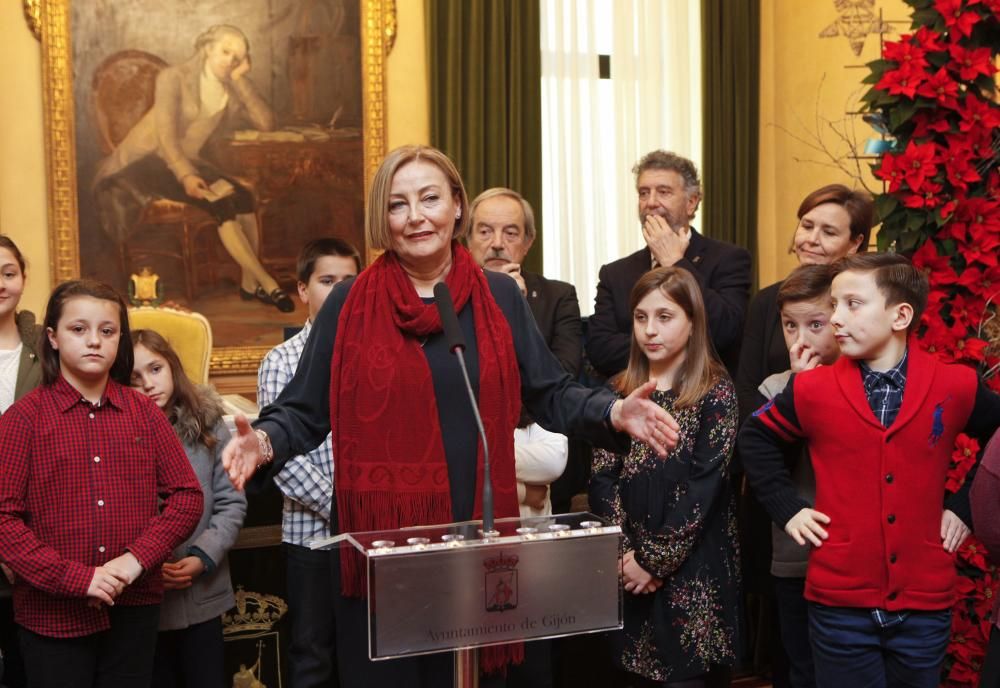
39, 0, 392, 375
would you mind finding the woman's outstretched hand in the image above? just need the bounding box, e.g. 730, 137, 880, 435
222, 414, 263, 491
611, 381, 680, 457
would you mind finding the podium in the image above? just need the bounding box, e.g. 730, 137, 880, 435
313, 512, 623, 687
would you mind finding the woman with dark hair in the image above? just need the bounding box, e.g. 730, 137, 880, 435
93, 24, 293, 312
221, 144, 681, 687
735, 184, 874, 419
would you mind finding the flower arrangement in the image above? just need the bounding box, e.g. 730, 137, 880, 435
863, 0, 1000, 683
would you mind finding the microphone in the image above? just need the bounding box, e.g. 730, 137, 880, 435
433, 283, 495, 533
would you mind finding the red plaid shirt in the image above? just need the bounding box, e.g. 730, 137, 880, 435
0, 376, 202, 637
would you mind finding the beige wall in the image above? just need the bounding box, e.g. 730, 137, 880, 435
0, 0, 49, 317
757, 0, 908, 287
0, 0, 429, 317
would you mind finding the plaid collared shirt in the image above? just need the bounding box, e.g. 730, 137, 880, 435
258, 321, 334, 546
0, 376, 202, 638
860, 350, 909, 428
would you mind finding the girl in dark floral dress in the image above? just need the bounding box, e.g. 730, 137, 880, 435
591, 267, 741, 687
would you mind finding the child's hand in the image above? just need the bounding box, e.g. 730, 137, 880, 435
1, 563, 14, 585
784, 508, 831, 547
941, 509, 971, 553
162, 556, 205, 590
103, 552, 143, 586
789, 340, 820, 373
621, 550, 662, 594
87, 566, 126, 606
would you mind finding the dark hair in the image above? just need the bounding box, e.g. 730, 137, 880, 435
632, 150, 702, 198
833, 253, 928, 331
777, 264, 836, 311
613, 267, 725, 408
796, 184, 875, 250
296, 238, 362, 283
0, 235, 26, 275
41, 280, 133, 386
131, 329, 221, 450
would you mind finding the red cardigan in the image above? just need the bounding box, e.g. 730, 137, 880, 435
741, 345, 990, 612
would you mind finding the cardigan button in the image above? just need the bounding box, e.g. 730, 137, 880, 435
889, 554, 897, 564
888, 592, 897, 601
885, 473, 893, 483
887, 514, 896, 524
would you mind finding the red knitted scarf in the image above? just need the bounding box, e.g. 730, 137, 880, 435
330, 244, 521, 600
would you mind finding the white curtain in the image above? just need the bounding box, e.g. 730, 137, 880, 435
541, 0, 701, 316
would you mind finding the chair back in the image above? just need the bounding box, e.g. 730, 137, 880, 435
91, 50, 168, 154
128, 306, 213, 384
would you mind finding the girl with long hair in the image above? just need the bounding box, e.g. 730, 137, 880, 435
131, 328, 246, 688
591, 266, 741, 687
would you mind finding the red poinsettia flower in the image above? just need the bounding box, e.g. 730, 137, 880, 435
945, 292, 988, 337
948, 43, 998, 81
901, 181, 947, 209
874, 151, 907, 192
914, 25, 949, 52
938, 142, 982, 190
954, 433, 981, 464
885, 38, 930, 71
876, 63, 925, 98
958, 95, 1000, 133
916, 67, 961, 109
911, 112, 953, 138
956, 197, 1000, 243
957, 264, 1000, 302
960, 538, 990, 571
912, 239, 954, 274
906, 141, 941, 191
985, 0, 1000, 19
920, 318, 960, 363
962, 237, 1000, 268
935, 0, 984, 38
966, 222, 1000, 259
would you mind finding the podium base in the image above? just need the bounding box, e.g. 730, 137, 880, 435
454, 648, 478, 688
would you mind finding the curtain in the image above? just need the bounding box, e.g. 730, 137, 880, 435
426, 0, 543, 273
541, 0, 701, 315
701, 0, 760, 265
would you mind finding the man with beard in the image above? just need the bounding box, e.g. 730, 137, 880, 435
586, 150, 751, 377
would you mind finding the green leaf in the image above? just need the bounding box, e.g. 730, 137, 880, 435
866, 59, 896, 73
911, 8, 942, 29
889, 100, 920, 131
906, 211, 930, 233
927, 52, 949, 69
940, 239, 957, 256
875, 194, 899, 221
898, 229, 923, 252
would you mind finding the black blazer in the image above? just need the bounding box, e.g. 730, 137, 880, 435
585, 229, 752, 377
734, 281, 790, 421
523, 271, 582, 378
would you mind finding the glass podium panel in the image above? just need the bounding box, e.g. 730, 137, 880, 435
315, 512, 623, 660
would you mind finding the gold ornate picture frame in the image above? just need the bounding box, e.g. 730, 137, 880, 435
39, 0, 391, 377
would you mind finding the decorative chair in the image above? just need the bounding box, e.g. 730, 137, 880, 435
128, 306, 213, 384
91, 50, 257, 302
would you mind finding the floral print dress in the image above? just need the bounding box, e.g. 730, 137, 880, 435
590, 378, 741, 682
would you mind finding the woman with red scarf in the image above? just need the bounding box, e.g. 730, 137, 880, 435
222, 145, 680, 687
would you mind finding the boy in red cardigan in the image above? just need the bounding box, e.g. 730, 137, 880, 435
739, 253, 1000, 688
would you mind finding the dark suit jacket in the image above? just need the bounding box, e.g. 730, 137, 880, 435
734, 281, 791, 422
585, 228, 751, 377
523, 271, 582, 378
